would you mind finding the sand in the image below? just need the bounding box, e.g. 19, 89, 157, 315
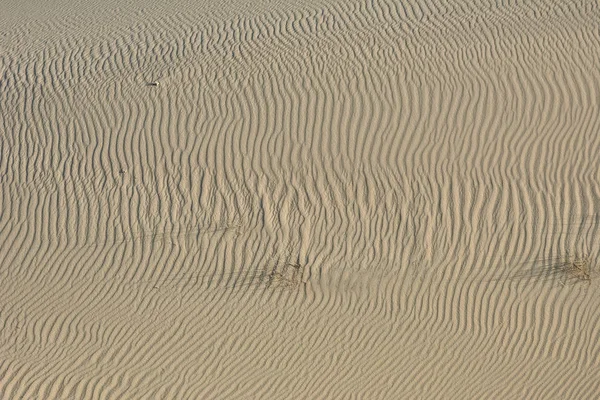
1, 0, 600, 398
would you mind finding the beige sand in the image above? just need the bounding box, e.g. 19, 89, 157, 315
1, 0, 600, 398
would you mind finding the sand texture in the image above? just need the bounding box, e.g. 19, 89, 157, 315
1, 0, 600, 398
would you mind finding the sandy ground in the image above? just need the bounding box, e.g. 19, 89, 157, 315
1, 0, 600, 398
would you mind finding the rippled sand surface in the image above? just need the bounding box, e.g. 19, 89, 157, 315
1, 0, 600, 398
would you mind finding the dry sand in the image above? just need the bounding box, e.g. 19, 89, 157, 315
1, 0, 600, 398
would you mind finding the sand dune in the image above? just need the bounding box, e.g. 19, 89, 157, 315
1, 0, 600, 398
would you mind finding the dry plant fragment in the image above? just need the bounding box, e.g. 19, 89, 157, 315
543, 253, 592, 286
513, 252, 593, 287
560, 254, 591, 284
262, 262, 305, 290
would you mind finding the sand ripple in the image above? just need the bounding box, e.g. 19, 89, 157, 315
1, 0, 600, 398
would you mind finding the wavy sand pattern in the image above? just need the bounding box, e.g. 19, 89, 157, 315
1, 0, 600, 398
